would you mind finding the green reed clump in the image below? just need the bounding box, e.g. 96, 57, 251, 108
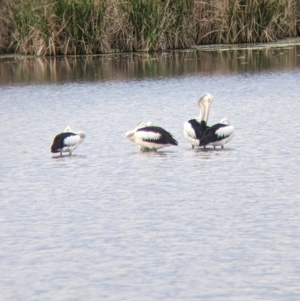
0, 0, 299, 56
119, 0, 194, 52
0, 0, 109, 55
52, 0, 108, 55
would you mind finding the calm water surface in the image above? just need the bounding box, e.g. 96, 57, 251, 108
1, 47, 300, 300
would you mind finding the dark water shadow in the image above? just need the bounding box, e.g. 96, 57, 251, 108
193, 147, 236, 152
51, 154, 87, 160
183, 146, 235, 152
183, 147, 235, 160
129, 149, 178, 157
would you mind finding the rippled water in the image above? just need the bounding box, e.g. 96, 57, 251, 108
1, 47, 300, 300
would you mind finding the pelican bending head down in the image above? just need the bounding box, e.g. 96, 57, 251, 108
51, 126, 86, 156
126, 121, 178, 151
200, 117, 235, 149
183, 92, 213, 147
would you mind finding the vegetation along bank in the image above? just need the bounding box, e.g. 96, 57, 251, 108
0, 0, 299, 56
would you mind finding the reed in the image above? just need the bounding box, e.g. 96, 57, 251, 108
206, 0, 298, 43
0, 0, 299, 55
0, 0, 50, 55
119, 0, 194, 52
0, 0, 109, 55
51, 0, 109, 55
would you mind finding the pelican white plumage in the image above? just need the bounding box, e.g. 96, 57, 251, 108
183, 93, 212, 147
51, 126, 86, 156
126, 121, 178, 151
200, 118, 235, 149
184, 93, 235, 149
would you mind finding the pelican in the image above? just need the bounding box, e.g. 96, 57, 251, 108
125, 121, 178, 151
183, 93, 212, 147
51, 126, 86, 156
200, 118, 235, 149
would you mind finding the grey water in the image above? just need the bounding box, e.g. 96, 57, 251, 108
1, 46, 300, 300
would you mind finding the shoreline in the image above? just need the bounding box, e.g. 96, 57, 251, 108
0, 37, 300, 59
193, 37, 300, 52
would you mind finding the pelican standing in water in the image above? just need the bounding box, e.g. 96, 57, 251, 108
200, 118, 235, 149
183, 93, 212, 148
125, 121, 178, 151
51, 126, 86, 156
184, 93, 235, 148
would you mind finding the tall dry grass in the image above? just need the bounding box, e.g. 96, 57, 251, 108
205, 0, 298, 43
0, 0, 299, 56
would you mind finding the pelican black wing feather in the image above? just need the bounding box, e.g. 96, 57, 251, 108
188, 119, 208, 141
51, 132, 76, 153
200, 123, 228, 146
137, 126, 178, 145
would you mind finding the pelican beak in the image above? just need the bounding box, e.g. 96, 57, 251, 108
125, 130, 135, 139
200, 100, 211, 122
198, 93, 213, 122
204, 101, 211, 122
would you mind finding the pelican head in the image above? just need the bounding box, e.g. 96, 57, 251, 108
125, 129, 135, 140
64, 125, 72, 132
219, 118, 231, 125
136, 120, 152, 129
125, 121, 152, 140
78, 131, 86, 139
198, 93, 213, 122
64, 125, 85, 141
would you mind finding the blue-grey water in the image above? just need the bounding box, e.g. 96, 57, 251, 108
1, 47, 300, 300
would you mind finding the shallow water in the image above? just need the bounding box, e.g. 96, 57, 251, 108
1, 47, 300, 300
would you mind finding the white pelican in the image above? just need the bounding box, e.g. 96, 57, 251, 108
200, 118, 235, 149
51, 126, 86, 156
125, 121, 178, 151
183, 93, 212, 147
